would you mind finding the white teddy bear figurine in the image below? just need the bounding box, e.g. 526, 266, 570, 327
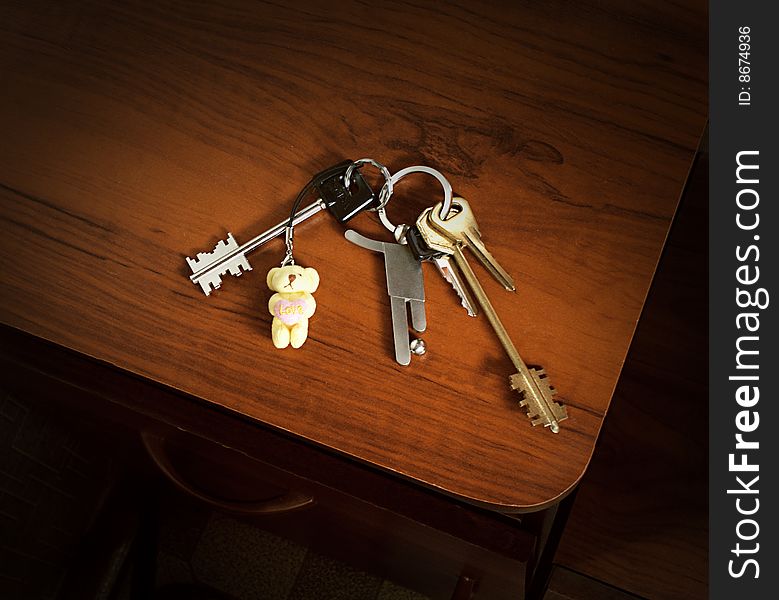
266, 265, 320, 349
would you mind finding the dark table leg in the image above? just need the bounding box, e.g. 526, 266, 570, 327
525, 487, 579, 600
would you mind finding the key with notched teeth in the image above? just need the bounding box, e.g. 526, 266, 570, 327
408, 209, 478, 317
344, 229, 426, 366
186, 161, 376, 295
428, 199, 568, 432
428, 197, 515, 292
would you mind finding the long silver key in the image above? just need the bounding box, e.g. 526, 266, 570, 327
186, 162, 375, 295
344, 230, 425, 366
432, 204, 567, 432
187, 200, 324, 295
412, 208, 477, 317
428, 197, 515, 291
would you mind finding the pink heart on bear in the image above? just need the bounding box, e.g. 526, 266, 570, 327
273, 298, 309, 325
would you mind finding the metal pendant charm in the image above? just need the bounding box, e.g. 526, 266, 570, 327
345, 230, 426, 366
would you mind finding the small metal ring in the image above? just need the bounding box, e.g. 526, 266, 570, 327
343, 158, 393, 211
376, 165, 453, 234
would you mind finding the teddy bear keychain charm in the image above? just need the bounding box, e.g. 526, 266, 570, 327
265, 159, 393, 349
266, 223, 320, 349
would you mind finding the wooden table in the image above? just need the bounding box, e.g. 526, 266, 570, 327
0, 1, 706, 598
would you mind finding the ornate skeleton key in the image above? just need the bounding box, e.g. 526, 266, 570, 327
344, 230, 426, 366
186, 161, 376, 295
428, 201, 568, 432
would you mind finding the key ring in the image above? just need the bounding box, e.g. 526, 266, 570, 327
377, 166, 453, 239
282, 159, 384, 267
343, 158, 393, 211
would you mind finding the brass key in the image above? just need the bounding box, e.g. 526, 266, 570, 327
414, 207, 478, 316
428, 197, 516, 291
427, 204, 567, 432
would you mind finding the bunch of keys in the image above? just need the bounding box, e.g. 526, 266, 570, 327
184, 159, 568, 432
345, 166, 568, 433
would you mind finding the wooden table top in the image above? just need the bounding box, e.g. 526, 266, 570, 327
0, 1, 706, 511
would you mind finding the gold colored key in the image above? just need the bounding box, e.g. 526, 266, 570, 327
428, 197, 516, 291
415, 207, 478, 316
427, 201, 568, 432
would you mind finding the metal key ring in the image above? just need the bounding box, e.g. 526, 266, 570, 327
377, 165, 453, 236
343, 158, 393, 211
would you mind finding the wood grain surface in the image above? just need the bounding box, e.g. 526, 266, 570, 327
0, 0, 706, 510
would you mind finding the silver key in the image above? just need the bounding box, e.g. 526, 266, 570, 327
187, 163, 378, 295
187, 200, 325, 295
414, 207, 478, 317
344, 230, 425, 366
432, 256, 478, 317
428, 197, 515, 291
